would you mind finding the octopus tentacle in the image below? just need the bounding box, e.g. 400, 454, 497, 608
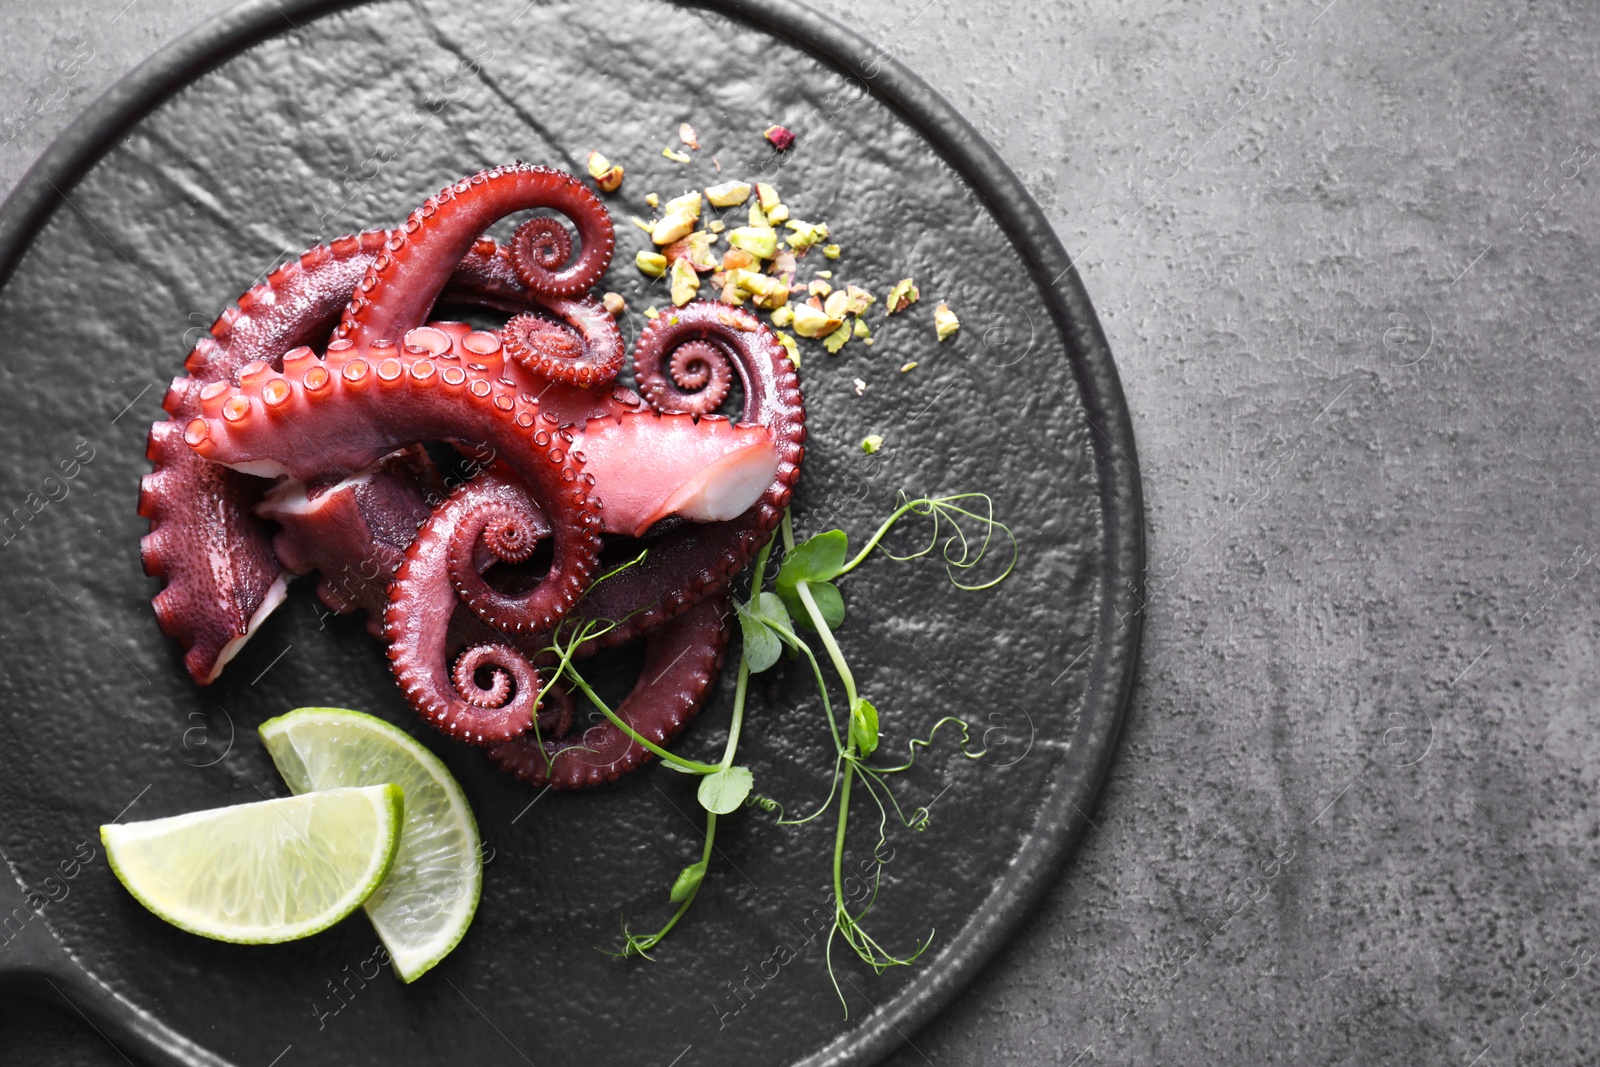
256, 447, 443, 632
508, 217, 572, 291
444, 495, 553, 632
336, 163, 614, 346
501, 299, 624, 388
385, 493, 551, 744
185, 342, 602, 638
141, 229, 393, 683
573, 302, 806, 642
142, 230, 597, 683
488, 596, 730, 789
654, 339, 734, 415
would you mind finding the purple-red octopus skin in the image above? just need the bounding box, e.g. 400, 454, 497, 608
143, 162, 807, 791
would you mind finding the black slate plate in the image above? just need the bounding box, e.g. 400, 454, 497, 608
0, 1, 1142, 1064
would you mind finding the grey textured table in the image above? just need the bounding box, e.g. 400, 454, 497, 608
5, 0, 1597, 1064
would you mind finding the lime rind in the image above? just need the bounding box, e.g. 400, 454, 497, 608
259, 707, 481, 983
101, 784, 403, 945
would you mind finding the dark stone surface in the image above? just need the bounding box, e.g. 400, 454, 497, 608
6, 0, 1598, 1065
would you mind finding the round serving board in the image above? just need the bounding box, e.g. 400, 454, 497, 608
0, 2, 1142, 1064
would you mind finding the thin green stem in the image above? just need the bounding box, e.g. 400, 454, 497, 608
613, 810, 717, 958
722, 660, 750, 769
564, 671, 720, 775
797, 580, 857, 706
837, 496, 924, 577
767, 617, 844, 754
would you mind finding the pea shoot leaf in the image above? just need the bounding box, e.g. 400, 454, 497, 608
754, 591, 791, 629
777, 530, 848, 594
850, 697, 880, 757
698, 765, 754, 814
670, 860, 707, 903
737, 602, 782, 673
790, 580, 845, 631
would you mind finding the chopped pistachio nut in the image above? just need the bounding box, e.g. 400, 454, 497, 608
814, 270, 833, 279
705, 180, 752, 207
727, 269, 789, 309
727, 226, 778, 259
635, 250, 668, 277
662, 191, 703, 219
725, 268, 768, 295
718, 278, 744, 305
709, 219, 726, 233
823, 244, 841, 260
823, 322, 852, 354
747, 200, 768, 227
885, 277, 920, 314
768, 251, 798, 284
823, 289, 850, 320
670, 258, 700, 306
766, 203, 791, 225
861, 434, 884, 454
770, 305, 795, 328
721, 248, 756, 273
665, 230, 719, 272
662, 147, 692, 164
602, 292, 627, 316
775, 330, 801, 366
853, 377, 868, 396
631, 216, 655, 233
651, 210, 698, 246
645, 192, 660, 209
764, 125, 796, 151
862, 338, 874, 346
900, 361, 918, 373
842, 284, 876, 315
755, 183, 781, 210
644, 306, 660, 320
934, 301, 960, 341
791, 302, 842, 338
679, 122, 700, 149
784, 219, 830, 252
852, 317, 871, 339
586, 151, 624, 193
808, 279, 834, 298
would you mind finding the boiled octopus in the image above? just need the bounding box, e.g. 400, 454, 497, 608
139, 163, 806, 788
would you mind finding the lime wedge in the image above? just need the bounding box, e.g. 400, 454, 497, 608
260, 707, 481, 982
101, 784, 403, 944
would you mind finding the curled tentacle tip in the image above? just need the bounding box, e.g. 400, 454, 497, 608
452, 645, 515, 709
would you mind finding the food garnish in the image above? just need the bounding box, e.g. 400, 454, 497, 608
886, 277, 920, 314
261, 708, 482, 982
635, 249, 668, 277
586, 150, 625, 193
102, 785, 403, 944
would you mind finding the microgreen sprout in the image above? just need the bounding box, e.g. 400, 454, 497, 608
594, 491, 1016, 1012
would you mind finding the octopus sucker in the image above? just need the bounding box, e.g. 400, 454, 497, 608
140, 163, 806, 789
